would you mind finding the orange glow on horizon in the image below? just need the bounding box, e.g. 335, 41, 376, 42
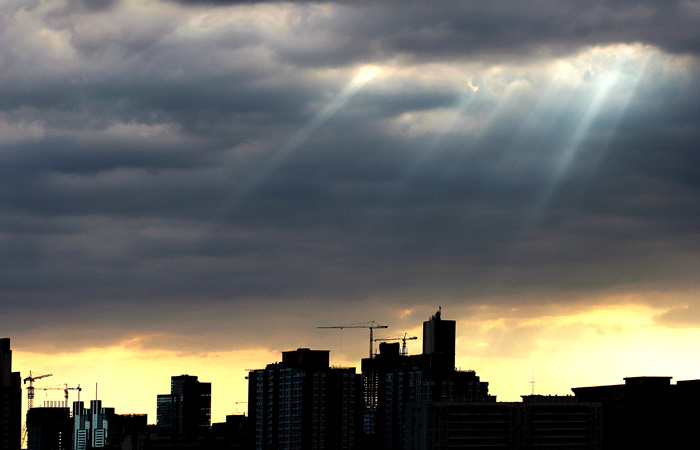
12, 298, 700, 430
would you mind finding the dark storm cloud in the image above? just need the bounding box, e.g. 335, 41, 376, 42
1, 0, 699, 352
171, 0, 700, 60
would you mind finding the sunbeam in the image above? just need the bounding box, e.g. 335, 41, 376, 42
229, 65, 382, 205
360, 81, 480, 230
402, 83, 479, 182
522, 46, 652, 235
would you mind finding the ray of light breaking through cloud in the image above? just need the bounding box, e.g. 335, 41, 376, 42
395, 86, 480, 190
582, 52, 653, 177
522, 48, 651, 237
226, 66, 381, 208
441, 77, 533, 183
353, 85, 481, 232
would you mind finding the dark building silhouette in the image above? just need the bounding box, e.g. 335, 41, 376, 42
26, 406, 72, 450
248, 348, 361, 450
421, 308, 455, 372
144, 415, 247, 450
157, 375, 211, 437
405, 395, 602, 450
110, 414, 148, 450
573, 376, 700, 450
361, 310, 489, 450
517, 395, 601, 449
0, 338, 21, 450
219, 415, 249, 450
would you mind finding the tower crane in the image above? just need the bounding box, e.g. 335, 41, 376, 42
374, 332, 418, 356
41, 384, 82, 407
65, 384, 82, 404
318, 321, 388, 358
23, 371, 53, 409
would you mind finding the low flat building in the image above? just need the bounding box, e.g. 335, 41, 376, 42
405, 396, 601, 450
573, 376, 700, 449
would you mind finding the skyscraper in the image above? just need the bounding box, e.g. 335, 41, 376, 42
72, 400, 115, 450
421, 307, 455, 371
361, 309, 488, 450
0, 338, 21, 450
157, 375, 211, 437
248, 348, 361, 450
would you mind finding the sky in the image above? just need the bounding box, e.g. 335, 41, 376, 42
2, 0, 700, 425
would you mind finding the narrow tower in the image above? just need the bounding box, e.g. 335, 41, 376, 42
422, 307, 456, 371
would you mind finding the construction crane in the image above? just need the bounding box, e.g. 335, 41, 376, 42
65, 384, 82, 404
318, 321, 388, 359
23, 371, 53, 409
41, 384, 82, 407
374, 332, 418, 356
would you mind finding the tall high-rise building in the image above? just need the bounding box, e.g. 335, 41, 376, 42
421, 307, 455, 371
72, 400, 115, 450
0, 338, 21, 450
361, 310, 488, 450
27, 406, 72, 450
248, 348, 361, 450
157, 375, 211, 437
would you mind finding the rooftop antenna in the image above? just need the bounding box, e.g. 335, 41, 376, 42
529, 371, 536, 395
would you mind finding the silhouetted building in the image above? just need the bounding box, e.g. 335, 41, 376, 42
72, 400, 115, 450
144, 416, 246, 450
573, 376, 700, 450
405, 395, 602, 450
157, 375, 211, 437
518, 395, 601, 449
422, 308, 455, 372
361, 311, 489, 450
110, 414, 147, 450
0, 338, 21, 450
221, 415, 249, 449
248, 348, 361, 450
27, 406, 72, 450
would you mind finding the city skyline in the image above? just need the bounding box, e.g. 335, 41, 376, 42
9, 303, 700, 426
2, 0, 700, 429
12, 333, 700, 450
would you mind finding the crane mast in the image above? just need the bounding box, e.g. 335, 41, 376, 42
23, 371, 53, 410
318, 321, 388, 358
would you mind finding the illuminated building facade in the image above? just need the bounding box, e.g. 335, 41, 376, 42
72, 400, 114, 450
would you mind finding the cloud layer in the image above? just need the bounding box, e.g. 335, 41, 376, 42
1, 0, 699, 357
